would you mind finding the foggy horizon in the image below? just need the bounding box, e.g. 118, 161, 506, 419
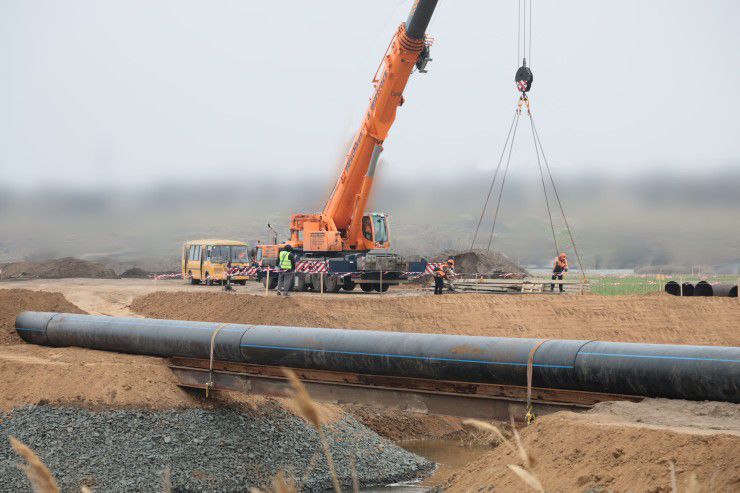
2, 0, 739, 272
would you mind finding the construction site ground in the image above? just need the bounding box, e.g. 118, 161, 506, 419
1, 278, 738, 492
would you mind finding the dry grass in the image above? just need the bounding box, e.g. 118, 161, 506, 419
462, 419, 516, 456
507, 465, 544, 493
9, 436, 60, 493
282, 368, 341, 493
462, 418, 541, 491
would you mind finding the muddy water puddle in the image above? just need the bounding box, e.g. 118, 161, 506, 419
363, 439, 489, 492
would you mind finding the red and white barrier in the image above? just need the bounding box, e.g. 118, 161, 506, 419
295, 260, 328, 273
227, 266, 260, 277
150, 273, 184, 280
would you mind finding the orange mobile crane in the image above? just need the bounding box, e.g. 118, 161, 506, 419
256, 0, 438, 293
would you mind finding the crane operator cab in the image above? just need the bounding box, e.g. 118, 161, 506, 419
361, 213, 390, 249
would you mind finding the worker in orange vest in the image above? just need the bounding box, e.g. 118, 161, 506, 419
442, 258, 456, 292
551, 253, 568, 292
433, 265, 445, 295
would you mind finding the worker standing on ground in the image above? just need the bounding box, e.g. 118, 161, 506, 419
551, 253, 568, 292
433, 264, 445, 295
442, 258, 456, 292
277, 245, 296, 297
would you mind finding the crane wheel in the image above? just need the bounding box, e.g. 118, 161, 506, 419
342, 279, 356, 291
324, 275, 341, 293
262, 273, 278, 290
360, 284, 375, 293
294, 274, 310, 292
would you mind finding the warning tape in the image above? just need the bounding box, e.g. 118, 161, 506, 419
150, 273, 183, 280
152, 265, 523, 281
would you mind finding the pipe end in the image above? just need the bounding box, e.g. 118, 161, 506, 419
15, 311, 56, 345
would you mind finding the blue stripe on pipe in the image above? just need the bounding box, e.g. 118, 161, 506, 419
579, 352, 739, 364
15, 327, 46, 333
239, 343, 574, 369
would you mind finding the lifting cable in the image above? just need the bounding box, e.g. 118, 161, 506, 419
470, 0, 586, 281
470, 111, 517, 251
529, 114, 559, 257
530, 114, 587, 281
486, 112, 520, 252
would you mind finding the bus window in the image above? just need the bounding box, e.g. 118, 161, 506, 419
231, 245, 249, 263
211, 246, 227, 263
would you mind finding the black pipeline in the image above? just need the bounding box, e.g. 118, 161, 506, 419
16, 312, 740, 403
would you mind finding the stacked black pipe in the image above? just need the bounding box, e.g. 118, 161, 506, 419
665, 280, 738, 297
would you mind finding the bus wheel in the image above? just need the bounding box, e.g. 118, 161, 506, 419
360, 283, 375, 293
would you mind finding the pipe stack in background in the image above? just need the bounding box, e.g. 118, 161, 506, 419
665, 280, 738, 297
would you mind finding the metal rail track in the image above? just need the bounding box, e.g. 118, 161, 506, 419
169, 357, 642, 421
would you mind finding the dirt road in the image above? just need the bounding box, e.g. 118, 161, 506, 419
0, 278, 205, 316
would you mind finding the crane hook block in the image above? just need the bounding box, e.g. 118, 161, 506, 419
515, 64, 534, 93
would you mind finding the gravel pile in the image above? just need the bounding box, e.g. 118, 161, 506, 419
0, 404, 433, 492
431, 249, 529, 278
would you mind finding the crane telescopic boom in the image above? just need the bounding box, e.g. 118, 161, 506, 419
289, 0, 438, 253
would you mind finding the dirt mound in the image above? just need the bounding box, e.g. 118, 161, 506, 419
431, 249, 528, 277
0, 257, 117, 280
0, 345, 347, 422
445, 408, 740, 492
0, 345, 197, 411
131, 291, 740, 346
0, 289, 85, 346
120, 267, 150, 278
343, 405, 466, 441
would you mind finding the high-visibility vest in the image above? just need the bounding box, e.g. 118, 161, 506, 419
279, 250, 293, 270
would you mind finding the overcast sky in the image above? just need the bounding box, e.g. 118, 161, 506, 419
2, 0, 739, 188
